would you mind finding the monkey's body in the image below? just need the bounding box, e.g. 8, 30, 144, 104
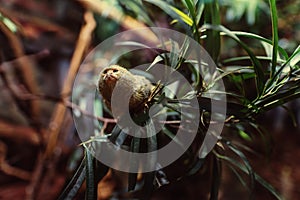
98, 65, 154, 115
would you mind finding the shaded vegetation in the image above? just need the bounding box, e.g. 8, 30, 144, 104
0, 0, 299, 199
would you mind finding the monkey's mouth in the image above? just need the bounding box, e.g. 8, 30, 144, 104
104, 74, 118, 82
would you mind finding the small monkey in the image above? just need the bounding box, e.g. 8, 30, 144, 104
98, 65, 154, 115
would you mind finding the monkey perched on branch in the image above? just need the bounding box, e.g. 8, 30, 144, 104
98, 65, 155, 117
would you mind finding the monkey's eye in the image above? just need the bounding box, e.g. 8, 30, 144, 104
113, 69, 118, 73
103, 69, 108, 74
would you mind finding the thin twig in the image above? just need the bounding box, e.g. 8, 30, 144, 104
0, 141, 32, 181
64, 100, 116, 124
26, 10, 96, 200
45, 11, 96, 158
0, 81, 116, 126
0, 12, 41, 122
78, 0, 159, 45
0, 120, 41, 145
0, 7, 75, 40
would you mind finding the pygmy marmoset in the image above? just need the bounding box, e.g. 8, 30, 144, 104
98, 65, 155, 116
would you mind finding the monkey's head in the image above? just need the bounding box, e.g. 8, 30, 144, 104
99, 65, 128, 85
98, 65, 132, 102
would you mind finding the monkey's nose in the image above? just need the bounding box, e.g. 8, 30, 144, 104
104, 72, 117, 82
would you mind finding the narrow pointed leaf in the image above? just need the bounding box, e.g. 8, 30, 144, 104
57, 157, 86, 200
145, 0, 193, 26
202, 24, 265, 96
85, 147, 97, 200
269, 0, 279, 76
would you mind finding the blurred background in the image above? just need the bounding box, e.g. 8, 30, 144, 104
0, 0, 299, 199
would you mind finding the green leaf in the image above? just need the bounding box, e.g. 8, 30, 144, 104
147, 120, 158, 153
120, 0, 155, 26
187, 158, 205, 176
230, 72, 256, 83
210, 156, 221, 199
148, 55, 164, 71
202, 24, 265, 96
229, 31, 288, 59
264, 46, 300, 94
195, 1, 205, 25
128, 136, 141, 191
184, 0, 196, 18
254, 173, 283, 200
289, 45, 300, 67
162, 127, 186, 148
225, 141, 255, 193
171, 6, 193, 26
85, 147, 97, 200
235, 124, 252, 141
183, 0, 201, 42
108, 125, 122, 144
223, 55, 286, 64
94, 97, 103, 131
197, 96, 248, 118
115, 130, 128, 147
116, 41, 161, 55
145, 0, 193, 26
281, 105, 298, 127
209, 65, 253, 84
268, 0, 279, 77
238, 129, 252, 141
246, 0, 258, 25
185, 60, 202, 91
170, 40, 180, 69
142, 172, 156, 197
128, 172, 138, 192
254, 78, 300, 113
139, 121, 157, 196
227, 164, 248, 189
57, 157, 86, 200
203, 1, 221, 62
216, 151, 282, 199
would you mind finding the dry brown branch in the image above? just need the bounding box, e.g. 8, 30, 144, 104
0, 141, 32, 181
64, 100, 116, 124
78, 0, 159, 45
0, 161, 32, 181
25, 152, 44, 200
0, 121, 41, 145
44, 11, 96, 157
0, 12, 40, 122
25, 10, 96, 200
0, 7, 75, 40
0, 0, 54, 18
0, 85, 116, 127
1, 86, 184, 133
0, 51, 49, 98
